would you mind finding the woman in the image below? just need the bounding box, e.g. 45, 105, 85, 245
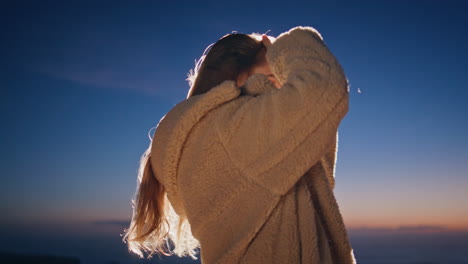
123, 26, 356, 264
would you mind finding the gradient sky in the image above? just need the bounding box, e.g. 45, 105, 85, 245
1, 0, 468, 237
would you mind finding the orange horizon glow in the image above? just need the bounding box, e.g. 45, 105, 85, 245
344, 220, 468, 231
346, 224, 468, 231
5, 215, 468, 232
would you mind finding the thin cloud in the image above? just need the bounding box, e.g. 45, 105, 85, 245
29, 62, 163, 95
6, 8, 186, 98
91, 219, 130, 227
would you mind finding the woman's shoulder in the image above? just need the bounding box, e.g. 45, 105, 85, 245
153, 80, 241, 145
150, 80, 242, 204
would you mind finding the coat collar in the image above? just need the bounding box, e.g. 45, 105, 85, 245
241, 73, 278, 96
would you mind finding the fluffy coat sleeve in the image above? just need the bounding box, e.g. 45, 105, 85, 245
215, 26, 349, 195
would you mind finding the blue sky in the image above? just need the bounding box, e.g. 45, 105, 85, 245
1, 0, 468, 234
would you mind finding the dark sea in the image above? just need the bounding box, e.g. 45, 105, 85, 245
1, 227, 467, 264
349, 232, 468, 264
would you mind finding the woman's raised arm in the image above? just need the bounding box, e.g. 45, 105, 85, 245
215, 26, 349, 195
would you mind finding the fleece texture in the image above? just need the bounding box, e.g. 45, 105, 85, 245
151, 26, 356, 264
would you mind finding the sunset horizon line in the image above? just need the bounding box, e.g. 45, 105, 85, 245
4, 218, 468, 234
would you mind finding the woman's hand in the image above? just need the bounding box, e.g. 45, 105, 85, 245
261, 34, 275, 48
260, 34, 280, 88
237, 34, 280, 88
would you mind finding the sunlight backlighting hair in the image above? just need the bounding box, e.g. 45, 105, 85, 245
186, 31, 264, 98
122, 141, 199, 259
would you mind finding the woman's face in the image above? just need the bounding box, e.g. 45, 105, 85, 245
236, 48, 281, 89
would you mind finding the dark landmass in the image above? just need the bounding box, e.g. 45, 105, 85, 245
0, 251, 80, 264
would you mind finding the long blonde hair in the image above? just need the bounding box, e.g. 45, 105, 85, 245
122, 31, 264, 259
123, 141, 199, 259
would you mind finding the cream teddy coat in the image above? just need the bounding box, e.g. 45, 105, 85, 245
151, 26, 356, 263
